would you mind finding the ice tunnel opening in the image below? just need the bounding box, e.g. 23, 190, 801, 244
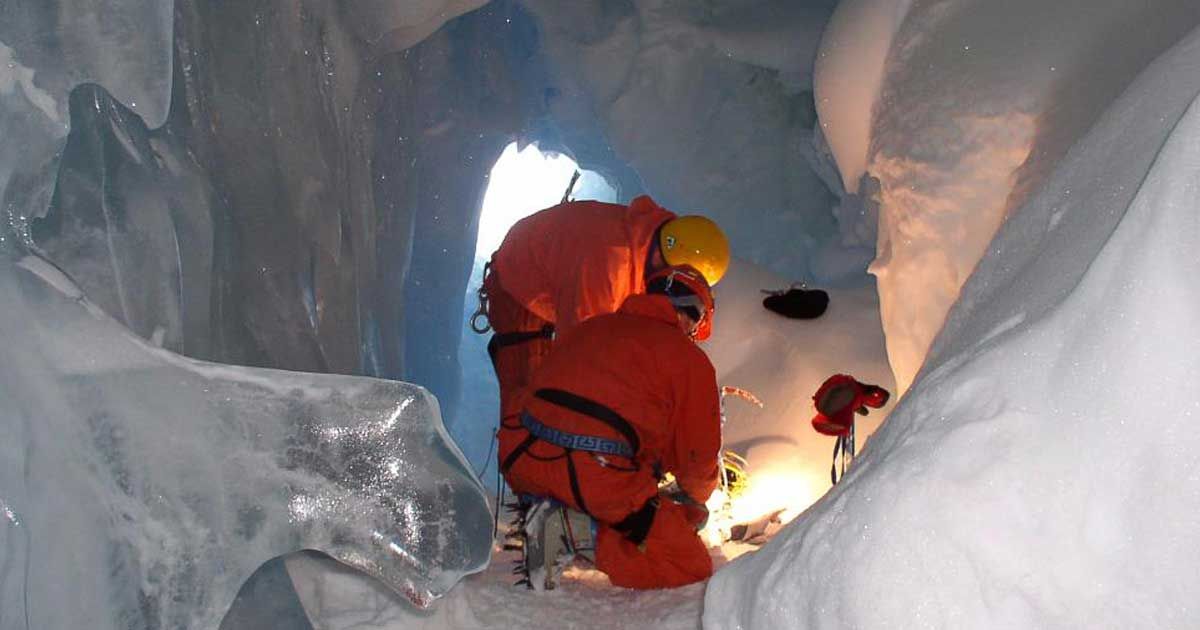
452, 141, 617, 483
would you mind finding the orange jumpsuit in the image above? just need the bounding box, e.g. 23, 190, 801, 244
498, 294, 722, 589
485, 196, 675, 419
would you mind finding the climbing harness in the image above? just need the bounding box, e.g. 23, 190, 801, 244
501, 388, 640, 515
519, 412, 635, 459
499, 391, 624, 590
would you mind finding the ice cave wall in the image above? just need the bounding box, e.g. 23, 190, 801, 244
2, 1, 551, 421
521, 0, 853, 280
3, 0, 848, 429
816, 0, 1200, 393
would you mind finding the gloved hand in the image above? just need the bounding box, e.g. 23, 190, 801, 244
663, 490, 709, 531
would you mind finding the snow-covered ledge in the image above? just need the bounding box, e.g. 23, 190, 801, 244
705, 24, 1200, 629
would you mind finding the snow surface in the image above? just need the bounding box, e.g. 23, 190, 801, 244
705, 23, 1200, 630
287, 529, 708, 630
703, 260, 895, 524
7, 1, 1200, 628
0, 255, 492, 629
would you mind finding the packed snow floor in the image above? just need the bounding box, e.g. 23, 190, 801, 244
288, 506, 730, 630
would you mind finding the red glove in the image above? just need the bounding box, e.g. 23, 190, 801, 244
811, 374, 890, 436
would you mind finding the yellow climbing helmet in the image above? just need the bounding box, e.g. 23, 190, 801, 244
658, 215, 731, 285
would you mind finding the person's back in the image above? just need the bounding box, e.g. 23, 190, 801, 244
490, 197, 674, 332
508, 295, 720, 517
498, 266, 721, 590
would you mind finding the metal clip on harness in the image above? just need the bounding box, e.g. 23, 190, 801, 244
470, 262, 492, 334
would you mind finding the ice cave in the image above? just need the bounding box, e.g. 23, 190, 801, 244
3, 0, 1200, 628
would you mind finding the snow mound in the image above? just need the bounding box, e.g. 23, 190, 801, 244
705, 24, 1200, 630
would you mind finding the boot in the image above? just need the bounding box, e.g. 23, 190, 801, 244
517, 500, 596, 590
560, 506, 596, 566
517, 498, 564, 591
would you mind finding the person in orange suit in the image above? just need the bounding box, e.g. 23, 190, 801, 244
480, 195, 729, 421
498, 265, 721, 589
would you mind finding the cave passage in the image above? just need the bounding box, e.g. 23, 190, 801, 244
452, 141, 616, 481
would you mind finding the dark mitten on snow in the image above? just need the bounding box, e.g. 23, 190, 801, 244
763, 287, 830, 319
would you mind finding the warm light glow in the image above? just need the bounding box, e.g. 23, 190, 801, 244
702, 469, 819, 549
730, 471, 814, 524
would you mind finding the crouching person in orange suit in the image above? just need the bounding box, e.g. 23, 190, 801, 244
499, 265, 722, 589
479, 195, 730, 422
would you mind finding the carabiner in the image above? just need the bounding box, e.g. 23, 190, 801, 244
470, 306, 491, 334
470, 263, 492, 334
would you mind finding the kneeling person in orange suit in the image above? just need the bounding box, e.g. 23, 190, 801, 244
499, 265, 721, 590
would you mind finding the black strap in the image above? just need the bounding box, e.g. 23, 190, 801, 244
534, 388, 641, 455
489, 324, 555, 355
502, 433, 538, 474
565, 451, 589, 514
613, 495, 659, 546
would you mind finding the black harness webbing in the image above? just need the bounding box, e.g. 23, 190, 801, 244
501, 388, 644, 532
502, 432, 538, 475
532, 388, 641, 455
486, 325, 555, 362
612, 495, 658, 546
501, 390, 640, 471
565, 452, 589, 514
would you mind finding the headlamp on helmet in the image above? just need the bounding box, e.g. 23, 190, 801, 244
646, 264, 715, 341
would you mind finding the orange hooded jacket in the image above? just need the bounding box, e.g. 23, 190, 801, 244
490, 195, 675, 336
499, 294, 722, 588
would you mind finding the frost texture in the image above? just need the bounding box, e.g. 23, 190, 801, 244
0, 255, 491, 630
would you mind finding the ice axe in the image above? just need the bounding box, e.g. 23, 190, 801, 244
560, 170, 580, 203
